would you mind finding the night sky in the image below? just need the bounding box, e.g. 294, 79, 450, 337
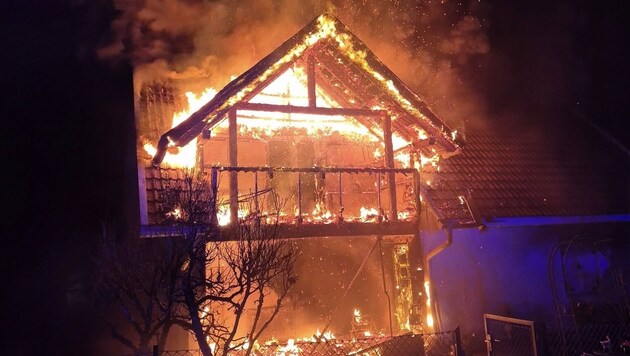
4, 0, 630, 354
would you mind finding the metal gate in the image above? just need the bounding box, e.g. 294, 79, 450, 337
484, 314, 544, 356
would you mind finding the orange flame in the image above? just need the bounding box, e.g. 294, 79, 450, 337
144, 88, 218, 168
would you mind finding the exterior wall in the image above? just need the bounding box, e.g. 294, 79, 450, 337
421, 219, 630, 352
425, 225, 559, 332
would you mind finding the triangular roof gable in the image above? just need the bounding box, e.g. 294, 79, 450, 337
153, 14, 460, 164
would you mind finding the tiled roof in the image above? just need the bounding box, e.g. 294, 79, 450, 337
144, 167, 190, 225
422, 125, 630, 226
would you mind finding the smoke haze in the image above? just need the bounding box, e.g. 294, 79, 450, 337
99, 0, 493, 130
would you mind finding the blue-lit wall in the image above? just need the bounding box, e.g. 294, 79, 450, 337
421, 221, 630, 351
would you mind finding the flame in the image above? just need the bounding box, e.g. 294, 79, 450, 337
293, 328, 336, 343
419, 153, 440, 169
424, 281, 433, 329
146, 15, 455, 171
373, 147, 383, 160
216, 206, 232, 226
416, 128, 429, 140
392, 133, 410, 151
397, 210, 411, 220
216, 206, 251, 226
166, 207, 182, 220
175, 15, 449, 155
353, 308, 362, 323
144, 88, 218, 168
395, 152, 411, 168
215, 69, 378, 142
277, 339, 301, 355
359, 207, 379, 222
307, 203, 334, 223
316, 329, 335, 341
312, 15, 450, 140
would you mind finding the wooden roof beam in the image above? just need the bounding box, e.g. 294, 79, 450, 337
235, 102, 387, 117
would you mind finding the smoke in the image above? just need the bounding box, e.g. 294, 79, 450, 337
268, 237, 396, 338
99, 0, 492, 128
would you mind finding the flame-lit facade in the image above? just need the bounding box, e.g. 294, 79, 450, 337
133, 13, 630, 352
134, 14, 465, 342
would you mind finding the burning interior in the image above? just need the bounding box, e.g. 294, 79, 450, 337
135, 14, 474, 348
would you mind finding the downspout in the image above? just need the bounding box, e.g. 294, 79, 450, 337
423, 221, 454, 332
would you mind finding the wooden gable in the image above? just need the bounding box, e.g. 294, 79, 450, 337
151, 14, 460, 166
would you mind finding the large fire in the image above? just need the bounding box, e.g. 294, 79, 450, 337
144, 87, 218, 168
143, 15, 452, 339
145, 14, 446, 173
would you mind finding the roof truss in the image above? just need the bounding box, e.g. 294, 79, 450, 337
152, 14, 460, 165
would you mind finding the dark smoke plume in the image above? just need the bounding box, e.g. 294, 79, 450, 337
99, 0, 492, 128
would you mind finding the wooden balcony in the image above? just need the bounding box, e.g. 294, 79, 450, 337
140, 166, 421, 240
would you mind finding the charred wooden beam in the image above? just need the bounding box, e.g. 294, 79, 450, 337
307, 55, 316, 108
210, 168, 219, 226
315, 67, 366, 108
201, 165, 416, 175
315, 49, 404, 140
413, 170, 422, 230
218, 221, 418, 240
317, 47, 382, 109
228, 110, 238, 224
139, 221, 418, 240
319, 38, 457, 154
316, 48, 417, 144
314, 62, 384, 141
235, 102, 387, 117
383, 115, 398, 221
153, 60, 297, 165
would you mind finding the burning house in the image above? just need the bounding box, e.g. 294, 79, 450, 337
133, 12, 630, 354
135, 13, 464, 342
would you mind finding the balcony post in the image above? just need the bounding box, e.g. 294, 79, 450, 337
377, 172, 383, 222
297, 173, 303, 224
307, 55, 316, 108
210, 168, 218, 226
338, 172, 343, 222
228, 110, 238, 224
383, 115, 398, 221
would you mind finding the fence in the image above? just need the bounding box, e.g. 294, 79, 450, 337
484, 313, 630, 356
149, 329, 462, 356
546, 323, 630, 355
484, 314, 544, 356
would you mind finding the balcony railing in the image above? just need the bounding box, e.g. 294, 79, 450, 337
204, 165, 421, 225
141, 165, 422, 239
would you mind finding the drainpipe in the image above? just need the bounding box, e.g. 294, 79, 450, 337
423, 221, 454, 332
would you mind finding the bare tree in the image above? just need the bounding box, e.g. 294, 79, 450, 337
177, 221, 296, 356
92, 223, 184, 355
160, 170, 298, 356
92, 169, 296, 355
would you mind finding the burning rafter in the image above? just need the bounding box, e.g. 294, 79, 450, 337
235, 102, 387, 117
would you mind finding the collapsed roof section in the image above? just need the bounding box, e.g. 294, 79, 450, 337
152, 14, 460, 165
